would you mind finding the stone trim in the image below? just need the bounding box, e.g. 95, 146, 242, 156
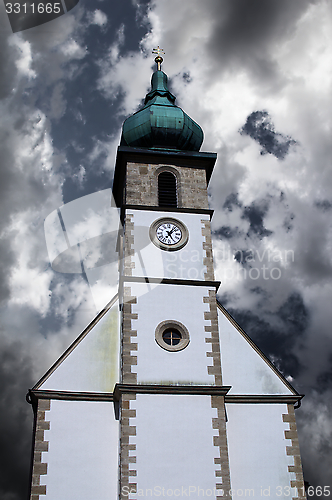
202, 219, 215, 281
124, 204, 214, 219
122, 287, 138, 384
211, 395, 232, 500
204, 289, 222, 386
124, 214, 135, 276
30, 399, 50, 499
120, 393, 137, 500
282, 404, 306, 500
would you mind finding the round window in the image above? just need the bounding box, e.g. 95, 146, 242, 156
155, 321, 190, 352
162, 328, 182, 346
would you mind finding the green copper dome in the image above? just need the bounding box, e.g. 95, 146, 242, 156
120, 70, 203, 151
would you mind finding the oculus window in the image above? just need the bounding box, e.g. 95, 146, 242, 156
155, 320, 190, 352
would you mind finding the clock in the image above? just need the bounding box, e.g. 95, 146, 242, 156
149, 217, 189, 251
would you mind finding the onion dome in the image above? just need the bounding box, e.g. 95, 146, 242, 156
120, 48, 203, 152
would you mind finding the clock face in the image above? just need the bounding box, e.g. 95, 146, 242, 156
156, 222, 182, 246
149, 217, 189, 251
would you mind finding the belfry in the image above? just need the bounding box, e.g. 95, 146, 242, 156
28, 50, 306, 500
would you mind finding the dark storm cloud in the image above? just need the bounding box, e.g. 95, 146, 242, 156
214, 226, 240, 239
0, 239, 15, 303
213, 194, 243, 238
240, 111, 297, 160
0, 337, 35, 500
206, 0, 314, 87
214, 195, 273, 239
241, 198, 273, 237
315, 200, 332, 211
223, 193, 242, 212
296, 393, 332, 488
234, 248, 254, 264
221, 291, 309, 378
317, 355, 332, 393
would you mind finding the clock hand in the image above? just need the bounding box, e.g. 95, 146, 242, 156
166, 227, 177, 238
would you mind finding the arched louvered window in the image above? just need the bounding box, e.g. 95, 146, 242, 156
158, 171, 177, 207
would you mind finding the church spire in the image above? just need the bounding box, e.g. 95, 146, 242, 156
120, 48, 204, 151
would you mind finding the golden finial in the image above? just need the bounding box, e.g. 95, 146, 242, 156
152, 46, 165, 71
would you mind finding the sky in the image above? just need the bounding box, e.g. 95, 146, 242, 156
0, 0, 331, 498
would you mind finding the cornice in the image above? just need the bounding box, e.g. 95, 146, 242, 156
121, 276, 221, 290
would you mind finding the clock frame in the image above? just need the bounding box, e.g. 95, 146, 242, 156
149, 217, 189, 251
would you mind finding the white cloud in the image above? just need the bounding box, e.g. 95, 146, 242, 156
0, 0, 90, 318
61, 39, 87, 59
90, 9, 108, 27
49, 82, 67, 120
8, 37, 36, 79
0, 107, 63, 315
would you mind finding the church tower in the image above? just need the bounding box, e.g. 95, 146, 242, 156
28, 50, 306, 500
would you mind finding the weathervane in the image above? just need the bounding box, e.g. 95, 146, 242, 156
152, 46, 165, 71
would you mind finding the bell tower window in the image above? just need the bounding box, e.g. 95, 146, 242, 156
158, 171, 177, 207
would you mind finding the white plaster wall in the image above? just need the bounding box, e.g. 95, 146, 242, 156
226, 403, 295, 499
41, 400, 119, 500
218, 308, 292, 395
130, 282, 215, 385
129, 394, 219, 499
130, 210, 209, 281
40, 302, 120, 392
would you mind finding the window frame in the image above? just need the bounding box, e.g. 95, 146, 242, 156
154, 166, 182, 208
155, 320, 190, 352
